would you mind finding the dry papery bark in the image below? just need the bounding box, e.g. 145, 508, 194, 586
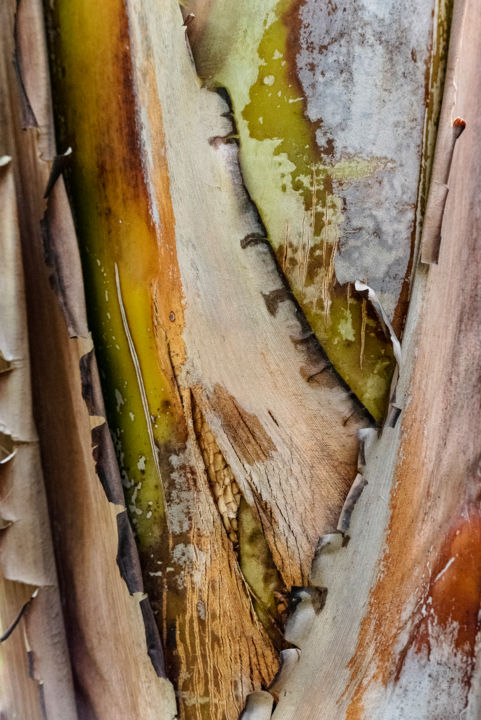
1, 0, 480, 720
0, 1, 175, 718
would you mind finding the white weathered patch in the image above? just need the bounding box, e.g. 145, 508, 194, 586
433, 556, 455, 583
362, 619, 470, 719
165, 477, 192, 535
338, 307, 355, 342
296, 0, 433, 317
197, 599, 206, 620
240, 690, 274, 719
172, 543, 207, 589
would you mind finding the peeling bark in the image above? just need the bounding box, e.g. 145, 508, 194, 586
184, 0, 452, 420
45, 0, 374, 716
1, 0, 176, 717
272, 2, 481, 717
1, 0, 477, 718
0, 150, 76, 720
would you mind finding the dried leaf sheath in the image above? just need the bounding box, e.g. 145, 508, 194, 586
0, 4, 77, 714
0, 157, 76, 719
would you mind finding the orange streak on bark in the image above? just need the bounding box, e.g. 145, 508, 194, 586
415, 509, 481, 655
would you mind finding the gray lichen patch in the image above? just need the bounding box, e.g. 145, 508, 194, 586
296, 0, 434, 319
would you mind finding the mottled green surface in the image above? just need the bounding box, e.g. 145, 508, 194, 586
47, 0, 178, 551
238, 498, 286, 648
189, 0, 452, 422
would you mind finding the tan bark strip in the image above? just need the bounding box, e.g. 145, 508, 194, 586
12, 0, 38, 129
41, 165, 89, 338
135, 0, 369, 583
421, 0, 468, 264
345, 4, 481, 711
0, 149, 77, 717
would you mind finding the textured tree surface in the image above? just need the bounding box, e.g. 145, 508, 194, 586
1, 0, 480, 719
272, 1, 481, 717
46, 0, 368, 716
1, 1, 175, 718
185, 0, 451, 421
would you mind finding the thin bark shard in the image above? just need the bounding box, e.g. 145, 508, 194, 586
0, 141, 77, 720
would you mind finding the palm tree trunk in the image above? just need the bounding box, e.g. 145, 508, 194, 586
2, 0, 480, 719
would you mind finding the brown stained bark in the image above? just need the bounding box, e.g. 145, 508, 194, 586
0, 7, 77, 717
0, 158, 76, 720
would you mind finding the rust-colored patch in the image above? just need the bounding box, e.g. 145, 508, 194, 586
345, 408, 481, 720
139, 61, 186, 367
375, 505, 481, 697
411, 508, 481, 658
210, 384, 276, 465
346, 507, 481, 718
88, 7, 149, 208
343, 307, 481, 716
